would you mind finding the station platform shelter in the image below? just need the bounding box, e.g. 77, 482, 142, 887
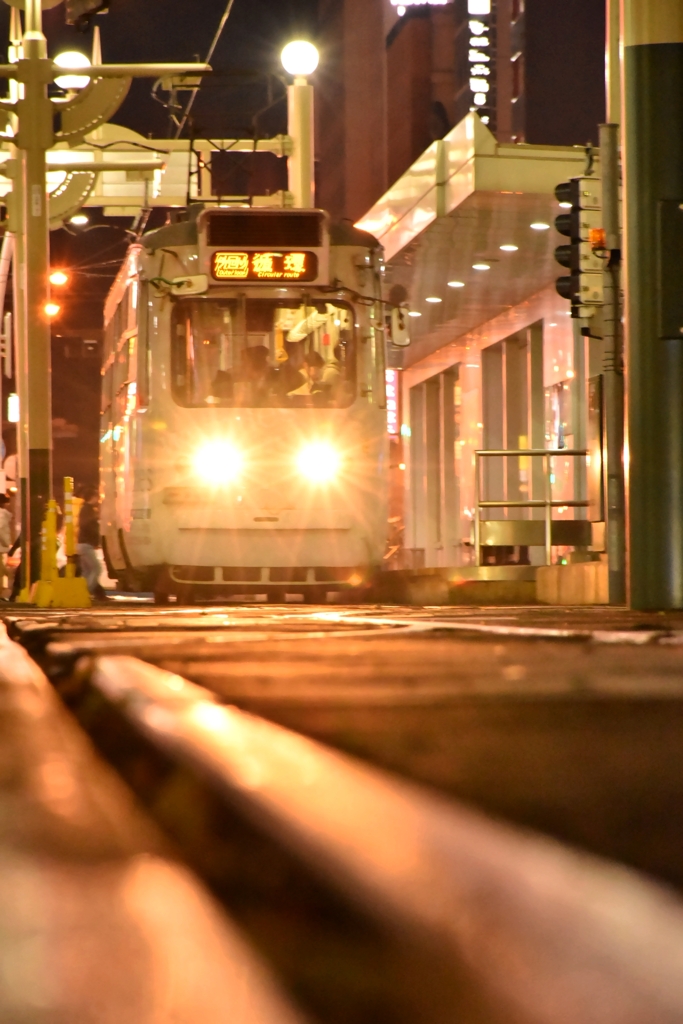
357, 114, 608, 602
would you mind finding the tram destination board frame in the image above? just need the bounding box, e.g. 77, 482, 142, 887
199, 208, 330, 286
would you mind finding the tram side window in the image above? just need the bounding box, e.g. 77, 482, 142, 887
170, 297, 356, 408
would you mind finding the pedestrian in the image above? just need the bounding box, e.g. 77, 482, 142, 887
77, 487, 106, 600
0, 494, 12, 594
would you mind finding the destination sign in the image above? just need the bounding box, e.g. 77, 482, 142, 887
211, 250, 318, 282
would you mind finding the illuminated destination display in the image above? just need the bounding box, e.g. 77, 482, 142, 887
211, 251, 318, 282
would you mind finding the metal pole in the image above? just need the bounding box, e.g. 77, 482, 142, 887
606, 0, 621, 124
16, 0, 53, 584
544, 453, 552, 566
7, 11, 29, 595
623, 0, 683, 609
287, 76, 315, 208
474, 452, 481, 566
600, 121, 626, 605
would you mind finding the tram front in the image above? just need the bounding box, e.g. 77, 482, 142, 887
110, 207, 389, 603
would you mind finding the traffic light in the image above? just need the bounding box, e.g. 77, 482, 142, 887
553, 177, 604, 318
65, 0, 109, 28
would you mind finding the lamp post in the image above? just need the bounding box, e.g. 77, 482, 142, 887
281, 40, 319, 208
0, 0, 210, 588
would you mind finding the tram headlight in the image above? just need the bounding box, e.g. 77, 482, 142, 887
194, 440, 243, 485
296, 442, 342, 483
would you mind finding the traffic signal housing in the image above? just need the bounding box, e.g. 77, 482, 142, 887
65, 0, 109, 28
554, 177, 605, 318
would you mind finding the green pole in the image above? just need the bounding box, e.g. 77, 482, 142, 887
624, 2, 683, 609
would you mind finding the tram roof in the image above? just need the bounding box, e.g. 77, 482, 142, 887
355, 113, 598, 369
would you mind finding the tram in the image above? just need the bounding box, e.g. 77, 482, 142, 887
99, 205, 390, 602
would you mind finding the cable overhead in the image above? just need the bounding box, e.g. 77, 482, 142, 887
175, 0, 238, 140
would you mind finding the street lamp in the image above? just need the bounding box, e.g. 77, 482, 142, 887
53, 51, 91, 90
49, 270, 69, 286
281, 41, 319, 209
281, 40, 319, 79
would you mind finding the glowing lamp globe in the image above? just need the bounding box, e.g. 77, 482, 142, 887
281, 41, 319, 77
54, 51, 91, 90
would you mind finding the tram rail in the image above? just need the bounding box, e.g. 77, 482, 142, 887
5, 605, 683, 1022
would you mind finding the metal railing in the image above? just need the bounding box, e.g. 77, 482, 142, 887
474, 448, 589, 566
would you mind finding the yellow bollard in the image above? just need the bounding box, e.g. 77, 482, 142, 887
30, 499, 58, 608
53, 477, 91, 608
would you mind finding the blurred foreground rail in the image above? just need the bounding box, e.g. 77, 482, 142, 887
4, 604, 683, 1023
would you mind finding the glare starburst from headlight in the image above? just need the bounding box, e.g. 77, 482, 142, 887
296, 442, 342, 483
194, 440, 243, 485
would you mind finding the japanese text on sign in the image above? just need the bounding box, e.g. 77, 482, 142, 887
211, 251, 318, 282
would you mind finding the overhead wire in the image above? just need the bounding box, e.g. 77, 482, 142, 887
174, 0, 238, 140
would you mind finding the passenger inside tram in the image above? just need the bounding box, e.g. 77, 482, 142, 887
171, 297, 356, 409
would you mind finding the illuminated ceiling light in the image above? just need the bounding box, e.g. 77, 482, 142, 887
7, 393, 19, 423
530, 222, 550, 231
425, 296, 442, 303
408, 311, 422, 317
558, 201, 572, 209
397, 3, 406, 12
281, 40, 319, 77
472, 262, 491, 271
448, 280, 465, 288
49, 270, 69, 286
54, 51, 91, 90
44, 302, 61, 318
500, 244, 518, 252
69, 213, 89, 226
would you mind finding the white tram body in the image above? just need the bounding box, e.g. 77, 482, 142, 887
100, 207, 389, 600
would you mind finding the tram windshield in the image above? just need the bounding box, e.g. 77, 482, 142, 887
171, 297, 356, 408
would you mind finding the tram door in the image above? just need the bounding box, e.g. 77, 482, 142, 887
113, 331, 137, 532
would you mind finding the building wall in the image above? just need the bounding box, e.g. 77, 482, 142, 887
316, 0, 388, 223
386, 12, 434, 184
510, 0, 605, 145
401, 285, 589, 567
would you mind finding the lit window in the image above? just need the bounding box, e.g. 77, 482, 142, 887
469, 19, 487, 33
470, 36, 489, 46
468, 0, 491, 13
470, 78, 489, 92
473, 92, 487, 105
480, 115, 490, 124
469, 50, 491, 62
470, 64, 491, 76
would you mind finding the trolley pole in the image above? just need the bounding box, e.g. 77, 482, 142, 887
623, 1, 683, 608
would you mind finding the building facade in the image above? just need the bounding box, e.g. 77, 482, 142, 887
315, 0, 605, 222
357, 115, 605, 579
